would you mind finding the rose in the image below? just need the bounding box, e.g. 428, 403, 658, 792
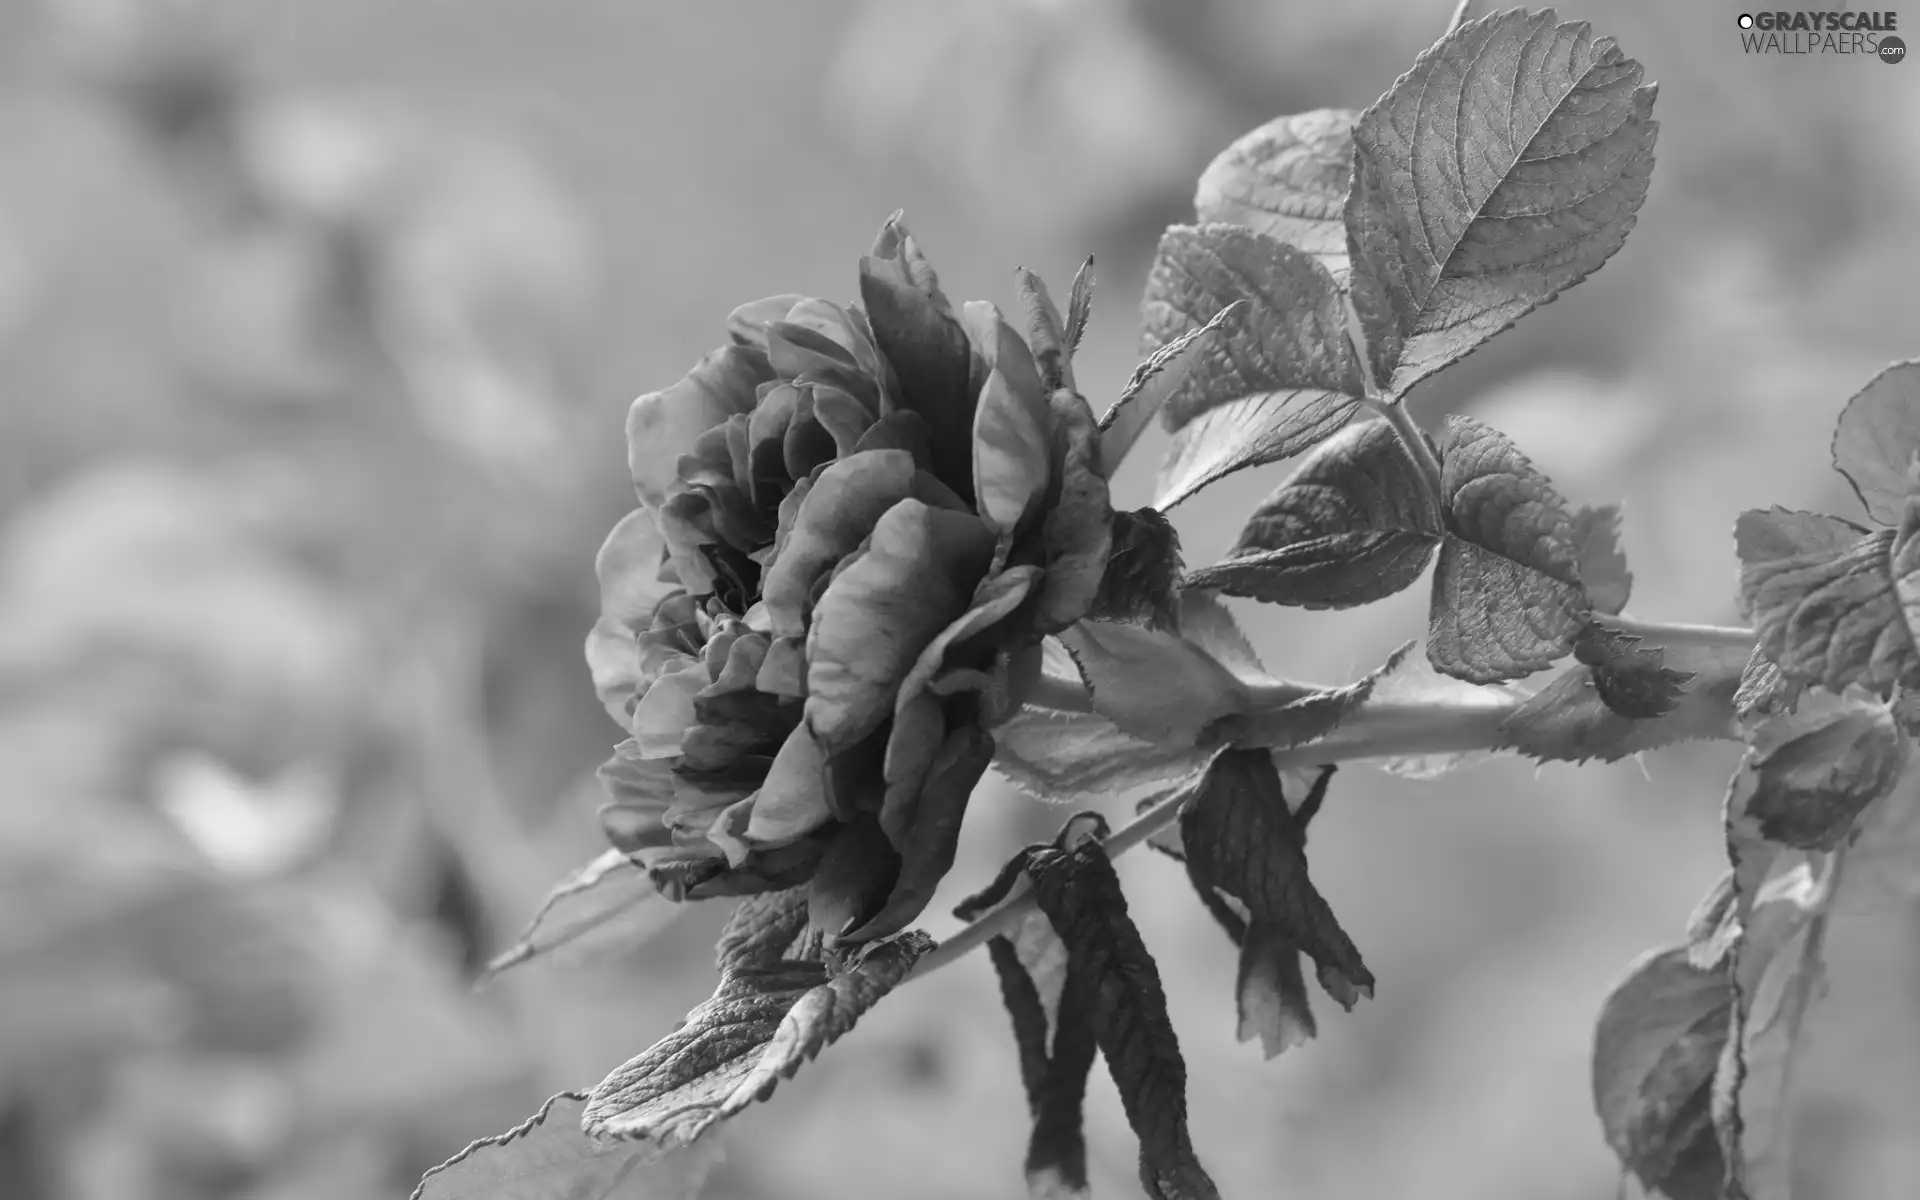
585, 216, 1112, 942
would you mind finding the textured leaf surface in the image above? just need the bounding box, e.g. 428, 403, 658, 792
1571, 504, 1632, 615
1428, 416, 1589, 682
582, 932, 932, 1147
1573, 619, 1694, 719
1184, 419, 1441, 608
1088, 507, 1183, 629
410, 1093, 720, 1200
991, 706, 1216, 801
1736, 509, 1913, 694
1100, 302, 1242, 474
1057, 621, 1249, 747
1138, 225, 1362, 486
1345, 8, 1658, 396
1590, 948, 1729, 1200
1194, 108, 1358, 275
1498, 652, 1741, 765
1154, 389, 1362, 511
482, 850, 679, 980
1735, 693, 1907, 856
1831, 360, 1920, 525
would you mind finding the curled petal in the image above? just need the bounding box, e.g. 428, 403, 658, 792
808, 383, 878, 456
782, 388, 839, 479
860, 218, 976, 506
597, 740, 677, 854
849, 722, 994, 941
726, 294, 807, 350
757, 635, 808, 698
897, 565, 1042, 713
761, 450, 918, 637
766, 320, 861, 379
657, 491, 720, 597
707, 631, 770, 695
585, 509, 676, 726
632, 659, 708, 758
787, 298, 890, 389
808, 816, 900, 941
627, 346, 770, 511
881, 693, 946, 842
804, 499, 997, 753
705, 795, 758, 867
852, 410, 931, 464
1028, 389, 1113, 631
746, 724, 836, 847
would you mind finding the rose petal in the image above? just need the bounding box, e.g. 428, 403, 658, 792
706, 630, 770, 694
882, 691, 947, 819
632, 659, 708, 758
807, 816, 901, 941
852, 410, 930, 464
760, 449, 918, 638
656, 490, 719, 597
627, 346, 771, 510
704, 795, 758, 867
896, 565, 1041, 713
596, 740, 677, 854
847, 722, 994, 941
585, 509, 677, 726
757, 636, 807, 698
726, 294, 807, 350
972, 366, 1054, 540
804, 499, 997, 753
808, 382, 877, 456
766, 320, 862, 379
1028, 389, 1113, 631
787, 298, 889, 387
859, 218, 977, 505
782, 388, 838, 479
746, 724, 835, 847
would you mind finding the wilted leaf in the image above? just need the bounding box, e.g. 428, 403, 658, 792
1831, 360, 1920, 525
1185, 419, 1442, 608
1345, 8, 1658, 397
583, 931, 933, 1147
1100, 302, 1243, 474
1735, 509, 1913, 694
1194, 109, 1358, 276
1735, 692, 1906, 856
1573, 619, 1695, 719
482, 850, 679, 980
1088, 507, 1183, 629
1428, 416, 1589, 682
1057, 621, 1250, 747
1572, 504, 1632, 616
1590, 948, 1730, 1200
410, 1092, 722, 1200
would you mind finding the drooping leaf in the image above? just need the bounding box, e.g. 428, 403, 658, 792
1194, 109, 1358, 277
1178, 750, 1373, 1019
966, 814, 1221, 1200
1345, 8, 1658, 397
1734, 692, 1907, 857
1100, 302, 1244, 480
410, 1093, 721, 1200
1590, 948, 1730, 1200
1183, 419, 1442, 607
1735, 509, 1914, 695
1088, 507, 1183, 629
481, 850, 679, 980
1138, 225, 1364, 490
1830, 360, 1920, 525
1428, 416, 1589, 682
1573, 619, 1695, 719
1572, 504, 1632, 616
582, 931, 933, 1147
1056, 621, 1250, 747
990, 704, 1218, 802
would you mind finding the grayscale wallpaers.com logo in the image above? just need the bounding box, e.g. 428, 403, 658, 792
1737, 11, 1905, 59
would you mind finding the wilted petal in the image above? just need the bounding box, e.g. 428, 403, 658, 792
805, 499, 997, 753
627, 346, 771, 510
860, 218, 977, 506
1028, 389, 1113, 631
707, 630, 770, 694
766, 320, 861, 380
896, 565, 1041, 711
807, 816, 900, 941
705, 794, 758, 867
726, 294, 807, 350
882, 691, 947, 829
809, 383, 877, 456
761, 449, 918, 637
746, 724, 835, 846
632, 659, 707, 758
597, 740, 677, 853
585, 509, 676, 727
848, 722, 994, 941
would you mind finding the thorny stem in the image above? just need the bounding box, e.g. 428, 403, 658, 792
909, 617, 1757, 982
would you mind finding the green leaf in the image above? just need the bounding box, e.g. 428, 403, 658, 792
1590, 948, 1730, 1200
1154, 389, 1367, 512
1497, 649, 1742, 766
582, 931, 933, 1147
1831, 360, 1920, 525
480, 850, 680, 980
1184, 418, 1442, 607
1065, 257, 1094, 354
410, 1093, 721, 1200
860, 215, 977, 505
1088, 507, 1183, 629
991, 705, 1217, 801
1139, 225, 1364, 487
1573, 619, 1694, 719
1428, 416, 1589, 682
968, 814, 1221, 1200
1099, 301, 1244, 475
1571, 504, 1632, 616
1179, 751, 1373, 1024
1057, 621, 1250, 748
1194, 109, 1358, 277
1735, 692, 1907, 856
1345, 8, 1658, 397
1735, 509, 1914, 694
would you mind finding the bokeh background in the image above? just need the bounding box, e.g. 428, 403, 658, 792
2, 1, 1918, 1197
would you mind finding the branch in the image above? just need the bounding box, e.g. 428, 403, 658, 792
909, 619, 1756, 981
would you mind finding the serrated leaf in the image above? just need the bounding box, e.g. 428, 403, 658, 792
1735, 692, 1907, 856
582, 931, 932, 1148
1831, 360, 1920, 525
714, 888, 812, 972
1193, 108, 1358, 276
992, 814, 1221, 1200
1572, 504, 1632, 615
1573, 619, 1694, 719
991, 705, 1217, 801
1154, 388, 1367, 511
1223, 643, 1417, 752
481, 850, 679, 980
1065, 257, 1094, 354
1732, 646, 1801, 721
1590, 947, 1730, 1200
1428, 416, 1589, 682
410, 1093, 721, 1200
1088, 507, 1183, 629
1137, 225, 1363, 492
1735, 509, 1914, 695
1345, 8, 1658, 397
1100, 301, 1244, 474
1498, 649, 1742, 766
1184, 418, 1442, 608
1057, 621, 1249, 747
1180, 751, 1373, 1026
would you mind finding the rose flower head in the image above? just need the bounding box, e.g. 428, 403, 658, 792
586, 214, 1111, 942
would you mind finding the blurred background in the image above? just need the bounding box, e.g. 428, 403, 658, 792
1, 0, 1917, 1197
